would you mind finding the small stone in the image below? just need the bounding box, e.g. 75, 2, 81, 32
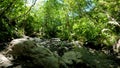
0, 53, 13, 67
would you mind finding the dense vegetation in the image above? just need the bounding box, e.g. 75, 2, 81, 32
0, 0, 120, 68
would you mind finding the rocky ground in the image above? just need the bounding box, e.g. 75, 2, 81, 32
0, 37, 120, 68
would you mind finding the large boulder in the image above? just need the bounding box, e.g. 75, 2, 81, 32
5, 37, 59, 68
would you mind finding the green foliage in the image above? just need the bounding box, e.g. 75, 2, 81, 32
62, 48, 116, 68
0, 0, 114, 44
0, 0, 119, 42
0, 0, 27, 42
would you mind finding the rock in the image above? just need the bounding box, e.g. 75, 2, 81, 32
6, 38, 36, 57
6, 38, 59, 68
0, 53, 13, 68
113, 39, 120, 55
13, 65, 22, 68
51, 38, 61, 42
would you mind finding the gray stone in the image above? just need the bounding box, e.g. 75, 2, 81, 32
0, 53, 13, 67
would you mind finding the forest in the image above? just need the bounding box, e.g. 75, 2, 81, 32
0, 0, 120, 68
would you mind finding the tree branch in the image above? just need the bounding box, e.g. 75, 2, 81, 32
15, 0, 37, 19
